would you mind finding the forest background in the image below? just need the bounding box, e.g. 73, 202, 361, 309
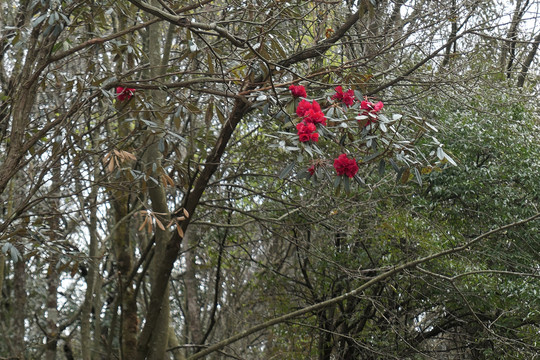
1, 0, 540, 359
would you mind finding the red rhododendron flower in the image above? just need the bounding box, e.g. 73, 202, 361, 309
289, 84, 307, 98
359, 100, 384, 125
311, 100, 322, 113
360, 100, 383, 113
296, 121, 318, 142
296, 100, 326, 125
296, 121, 316, 133
307, 165, 315, 176
296, 99, 312, 117
116, 87, 136, 102
333, 154, 359, 178
332, 86, 355, 107
304, 109, 327, 126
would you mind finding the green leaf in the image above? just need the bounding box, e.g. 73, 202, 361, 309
216, 105, 226, 124
389, 159, 400, 172
364, 151, 381, 163
378, 159, 386, 176
395, 167, 405, 183
31, 14, 47, 28
158, 138, 165, 153
343, 176, 350, 193
333, 175, 342, 189
413, 167, 422, 186
445, 152, 457, 166
304, 144, 313, 157
279, 162, 296, 179
437, 146, 445, 160
326, 107, 334, 118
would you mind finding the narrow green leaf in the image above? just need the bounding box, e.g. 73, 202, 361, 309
278, 162, 296, 179
333, 175, 342, 189
389, 159, 400, 172
378, 159, 386, 176
413, 167, 422, 186
344, 176, 350, 193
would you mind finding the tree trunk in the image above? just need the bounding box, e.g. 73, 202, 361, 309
45, 162, 61, 360
183, 229, 204, 347
516, 32, 540, 88
80, 152, 101, 360
501, 0, 529, 79
441, 0, 458, 67
143, 7, 177, 358
13, 247, 26, 358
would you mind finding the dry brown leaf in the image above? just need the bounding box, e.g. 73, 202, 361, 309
102, 152, 111, 164
138, 217, 148, 231
176, 226, 184, 238
123, 150, 137, 161
155, 217, 165, 231
183, 208, 190, 218
107, 158, 115, 173
163, 174, 174, 187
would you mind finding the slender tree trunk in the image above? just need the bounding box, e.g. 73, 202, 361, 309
168, 326, 186, 360
143, 7, 177, 358
45, 258, 59, 360
112, 170, 137, 359
92, 271, 104, 359
109, 107, 137, 358
13, 247, 26, 358
183, 229, 204, 347
502, 0, 529, 79
80, 152, 101, 360
441, 0, 458, 67
45, 161, 61, 360
516, 32, 540, 88
111, 8, 139, 359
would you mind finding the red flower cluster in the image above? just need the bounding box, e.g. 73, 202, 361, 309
296, 100, 327, 126
296, 99, 312, 117
359, 100, 384, 125
296, 121, 319, 142
116, 87, 136, 102
289, 84, 307, 98
332, 86, 355, 107
333, 154, 359, 178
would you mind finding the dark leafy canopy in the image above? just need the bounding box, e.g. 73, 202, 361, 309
0, 0, 540, 359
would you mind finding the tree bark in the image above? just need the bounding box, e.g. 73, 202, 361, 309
45, 161, 61, 360
516, 32, 540, 88
183, 229, 204, 347
143, 4, 176, 357
80, 151, 101, 360
501, 0, 529, 79
13, 247, 26, 358
441, 0, 458, 67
